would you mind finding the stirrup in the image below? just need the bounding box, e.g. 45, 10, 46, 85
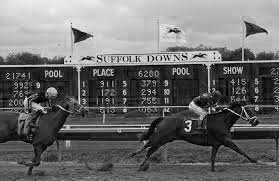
27, 133, 34, 141
28, 122, 35, 127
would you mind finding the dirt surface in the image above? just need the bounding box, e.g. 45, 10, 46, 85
0, 161, 279, 181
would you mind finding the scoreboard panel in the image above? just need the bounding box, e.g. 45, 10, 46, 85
211, 62, 279, 112
80, 64, 208, 113
0, 66, 77, 110
2, 60, 279, 114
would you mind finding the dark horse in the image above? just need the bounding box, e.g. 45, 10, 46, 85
0, 96, 88, 175
130, 101, 260, 171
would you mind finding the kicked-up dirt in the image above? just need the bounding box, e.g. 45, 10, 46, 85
0, 161, 279, 181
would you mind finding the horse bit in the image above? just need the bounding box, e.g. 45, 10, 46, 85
223, 105, 257, 122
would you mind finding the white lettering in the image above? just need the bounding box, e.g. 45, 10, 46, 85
172, 67, 190, 76
92, 69, 115, 76
223, 67, 244, 75
44, 70, 63, 78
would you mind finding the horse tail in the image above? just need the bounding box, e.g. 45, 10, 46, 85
138, 117, 165, 142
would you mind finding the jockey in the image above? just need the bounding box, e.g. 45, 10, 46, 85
188, 90, 222, 130
23, 87, 58, 129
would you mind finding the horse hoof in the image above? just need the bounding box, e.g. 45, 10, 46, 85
128, 152, 135, 158
97, 163, 113, 172
138, 163, 149, 172
18, 160, 27, 165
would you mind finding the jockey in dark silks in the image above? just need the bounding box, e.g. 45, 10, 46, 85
188, 90, 222, 130
23, 87, 58, 134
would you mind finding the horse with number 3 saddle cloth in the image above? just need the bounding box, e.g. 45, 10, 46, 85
131, 101, 260, 172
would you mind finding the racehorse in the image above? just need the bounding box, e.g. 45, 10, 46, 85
0, 96, 88, 175
130, 101, 260, 172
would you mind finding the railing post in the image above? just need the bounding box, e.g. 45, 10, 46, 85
161, 107, 168, 163
102, 109, 106, 124
56, 140, 62, 163
276, 134, 279, 165
65, 125, 71, 149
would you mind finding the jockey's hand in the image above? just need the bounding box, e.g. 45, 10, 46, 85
46, 106, 52, 110
42, 108, 47, 114
215, 107, 223, 112
211, 107, 216, 112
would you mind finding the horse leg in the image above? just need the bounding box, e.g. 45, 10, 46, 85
211, 145, 221, 172
27, 145, 47, 175
223, 139, 257, 163
130, 141, 152, 157
138, 139, 167, 171
138, 144, 161, 171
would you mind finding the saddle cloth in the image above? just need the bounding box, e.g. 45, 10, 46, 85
182, 117, 207, 134
17, 113, 30, 135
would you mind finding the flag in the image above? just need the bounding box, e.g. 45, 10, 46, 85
244, 21, 268, 37
71, 27, 93, 43
160, 24, 186, 43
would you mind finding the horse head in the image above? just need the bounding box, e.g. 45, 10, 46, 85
225, 101, 259, 127
56, 96, 88, 117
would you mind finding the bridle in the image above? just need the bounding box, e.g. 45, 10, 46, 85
56, 104, 85, 115
223, 105, 257, 122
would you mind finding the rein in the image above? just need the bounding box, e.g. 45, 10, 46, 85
56, 105, 74, 114
223, 105, 257, 121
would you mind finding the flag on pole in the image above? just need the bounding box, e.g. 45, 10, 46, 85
244, 21, 268, 37
159, 24, 186, 43
71, 27, 93, 43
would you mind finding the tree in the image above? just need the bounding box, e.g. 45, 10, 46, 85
6, 52, 45, 65
256, 51, 275, 60
229, 48, 255, 61
47, 56, 65, 64
0, 56, 4, 64
274, 51, 279, 60
166, 44, 233, 61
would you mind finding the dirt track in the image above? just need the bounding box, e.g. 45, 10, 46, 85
1, 161, 279, 181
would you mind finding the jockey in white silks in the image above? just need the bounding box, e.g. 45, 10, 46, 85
23, 87, 58, 134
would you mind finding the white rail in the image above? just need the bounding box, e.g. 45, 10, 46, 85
60, 124, 279, 132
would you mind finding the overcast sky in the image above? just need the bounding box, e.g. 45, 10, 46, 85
0, 0, 278, 59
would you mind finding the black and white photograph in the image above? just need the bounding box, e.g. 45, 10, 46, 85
0, 0, 279, 180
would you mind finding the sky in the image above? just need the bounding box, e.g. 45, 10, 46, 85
0, 0, 278, 59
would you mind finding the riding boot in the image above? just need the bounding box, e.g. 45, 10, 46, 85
196, 119, 203, 130
28, 110, 42, 128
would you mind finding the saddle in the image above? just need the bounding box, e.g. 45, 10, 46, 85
181, 109, 208, 133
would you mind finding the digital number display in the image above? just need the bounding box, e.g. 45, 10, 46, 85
80, 65, 208, 113
0, 67, 77, 110
2, 61, 279, 113
211, 62, 279, 112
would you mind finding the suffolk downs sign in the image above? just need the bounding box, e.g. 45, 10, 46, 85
64, 51, 221, 64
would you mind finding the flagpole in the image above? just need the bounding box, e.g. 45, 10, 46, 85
242, 16, 244, 61
157, 19, 160, 52
70, 23, 74, 57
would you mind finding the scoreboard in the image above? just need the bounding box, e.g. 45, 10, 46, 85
0, 66, 77, 110
79, 64, 208, 113
2, 55, 279, 114
211, 62, 279, 112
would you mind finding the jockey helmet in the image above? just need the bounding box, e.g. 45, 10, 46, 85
200, 92, 210, 99
46, 87, 58, 99
212, 90, 222, 99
